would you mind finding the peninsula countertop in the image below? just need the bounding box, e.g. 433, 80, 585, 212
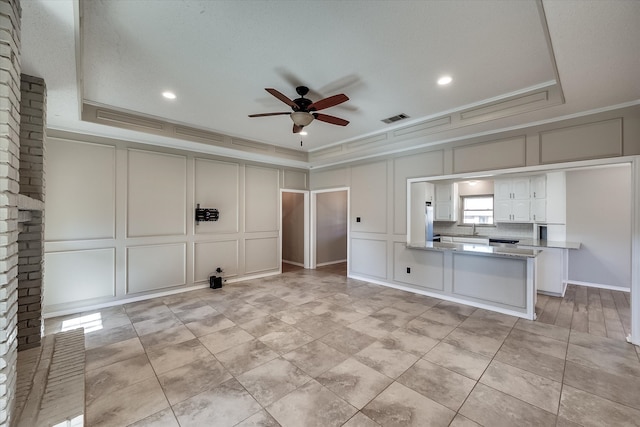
406, 241, 540, 258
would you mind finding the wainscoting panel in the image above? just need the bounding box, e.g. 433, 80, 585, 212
127, 243, 186, 294
44, 248, 115, 306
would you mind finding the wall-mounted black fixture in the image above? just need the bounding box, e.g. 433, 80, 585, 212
195, 203, 219, 224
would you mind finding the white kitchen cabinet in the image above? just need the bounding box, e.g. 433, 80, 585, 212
531, 199, 546, 222
494, 178, 530, 222
435, 183, 458, 221
530, 175, 546, 199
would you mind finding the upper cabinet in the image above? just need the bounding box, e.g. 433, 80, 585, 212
494, 173, 565, 224
435, 183, 458, 221
494, 178, 530, 222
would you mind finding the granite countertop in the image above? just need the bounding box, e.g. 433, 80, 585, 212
515, 239, 581, 250
407, 242, 540, 258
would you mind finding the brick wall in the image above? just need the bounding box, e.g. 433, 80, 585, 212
17, 75, 45, 352
0, 0, 21, 425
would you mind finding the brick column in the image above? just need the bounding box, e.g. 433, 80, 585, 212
17, 75, 45, 352
0, 0, 21, 425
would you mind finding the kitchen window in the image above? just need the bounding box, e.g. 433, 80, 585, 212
462, 195, 494, 224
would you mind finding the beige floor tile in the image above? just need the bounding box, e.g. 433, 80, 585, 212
354, 340, 419, 379
84, 323, 138, 350
341, 412, 380, 427
157, 355, 232, 405
387, 328, 439, 357
443, 327, 506, 358
391, 300, 432, 316
271, 305, 313, 325
127, 408, 179, 427
266, 379, 357, 427
420, 306, 469, 326
569, 330, 638, 361
434, 300, 477, 316
348, 316, 398, 339
457, 316, 513, 339
567, 342, 640, 378
514, 318, 570, 341
494, 339, 565, 382
370, 307, 418, 327
184, 313, 235, 337
398, 359, 475, 411
283, 340, 349, 378
234, 409, 281, 427
449, 414, 482, 427
198, 325, 255, 354
564, 361, 640, 410
323, 305, 369, 326
294, 314, 343, 338
133, 313, 182, 336
221, 302, 270, 324
86, 377, 169, 427
146, 338, 213, 375
216, 339, 280, 375
559, 385, 640, 427
317, 358, 393, 409
86, 354, 155, 406
171, 304, 219, 323
459, 383, 557, 427
405, 316, 457, 340
362, 381, 455, 427
85, 337, 145, 371
505, 327, 568, 360
173, 378, 262, 427
468, 308, 518, 328
259, 327, 315, 354
319, 326, 377, 355
237, 357, 312, 407
125, 302, 173, 323
138, 324, 196, 351
424, 341, 491, 380
479, 360, 562, 414
240, 315, 292, 337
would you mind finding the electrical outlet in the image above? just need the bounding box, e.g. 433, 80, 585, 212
356, 217, 361, 222
406, 267, 411, 274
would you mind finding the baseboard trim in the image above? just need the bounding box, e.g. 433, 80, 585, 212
282, 260, 305, 267
316, 259, 347, 267
565, 280, 630, 292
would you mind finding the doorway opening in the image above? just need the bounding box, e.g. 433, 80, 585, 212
311, 188, 349, 276
281, 190, 309, 272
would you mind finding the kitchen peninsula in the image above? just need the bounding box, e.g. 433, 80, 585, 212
403, 241, 539, 320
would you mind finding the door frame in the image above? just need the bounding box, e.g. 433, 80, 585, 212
280, 189, 310, 270
310, 187, 350, 270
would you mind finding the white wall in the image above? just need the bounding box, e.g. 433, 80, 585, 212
316, 191, 347, 265
43, 135, 307, 314
566, 165, 631, 289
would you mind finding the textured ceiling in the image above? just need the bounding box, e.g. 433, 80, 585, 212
19, 0, 640, 158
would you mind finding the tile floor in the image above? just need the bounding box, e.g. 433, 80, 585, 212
44, 268, 640, 427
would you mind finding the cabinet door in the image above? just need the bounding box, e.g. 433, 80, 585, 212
435, 184, 451, 202
494, 180, 512, 200
435, 202, 452, 221
513, 200, 531, 222
512, 178, 530, 200
532, 199, 546, 222
494, 200, 512, 222
531, 175, 546, 199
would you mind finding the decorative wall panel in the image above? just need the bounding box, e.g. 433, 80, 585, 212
46, 140, 116, 241
44, 248, 115, 306
127, 243, 186, 293
127, 150, 187, 237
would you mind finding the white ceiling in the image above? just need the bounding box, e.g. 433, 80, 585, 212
20, 0, 640, 159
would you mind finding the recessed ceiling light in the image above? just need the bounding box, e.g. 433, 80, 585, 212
437, 76, 452, 85
162, 91, 176, 99
299, 131, 308, 136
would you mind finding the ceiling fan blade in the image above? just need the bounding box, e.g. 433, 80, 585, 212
248, 112, 291, 117
293, 124, 303, 133
307, 94, 349, 111
265, 88, 297, 109
314, 113, 349, 126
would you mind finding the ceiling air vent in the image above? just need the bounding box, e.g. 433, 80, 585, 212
381, 113, 409, 124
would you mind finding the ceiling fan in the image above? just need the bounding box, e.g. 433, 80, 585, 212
249, 86, 350, 133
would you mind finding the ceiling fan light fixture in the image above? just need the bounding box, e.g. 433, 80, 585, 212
291, 111, 314, 127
